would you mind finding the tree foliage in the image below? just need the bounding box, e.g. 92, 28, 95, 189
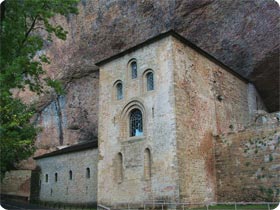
0, 0, 78, 179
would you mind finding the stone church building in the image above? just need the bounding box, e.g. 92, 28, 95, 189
14, 30, 279, 208
96, 30, 273, 206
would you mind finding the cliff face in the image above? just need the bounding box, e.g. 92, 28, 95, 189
46, 0, 279, 111
23, 0, 279, 165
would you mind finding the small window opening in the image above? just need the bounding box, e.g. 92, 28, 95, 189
55, 173, 58, 182
131, 61, 137, 79
147, 72, 154, 91
86, 168, 90, 179
45, 174, 48, 183
217, 95, 224, 101
116, 82, 123, 100
130, 109, 143, 137
69, 170, 73, 180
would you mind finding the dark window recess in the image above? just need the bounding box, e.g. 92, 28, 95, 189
116, 83, 123, 100
86, 168, 90, 179
147, 72, 154, 91
217, 95, 224, 101
130, 109, 143, 137
131, 61, 137, 79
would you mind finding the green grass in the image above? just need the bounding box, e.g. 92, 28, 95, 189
190, 204, 278, 210
144, 204, 278, 210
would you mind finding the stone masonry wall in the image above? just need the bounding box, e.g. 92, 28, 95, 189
36, 148, 98, 205
171, 37, 259, 203
215, 114, 280, 202
1, 170, 31, 198
97, 34, 267, 206
98, 36, 180, 207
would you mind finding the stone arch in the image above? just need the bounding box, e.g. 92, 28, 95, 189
116, 152, 123, 183
144, 148, 152, 180
120, 99, 146, 139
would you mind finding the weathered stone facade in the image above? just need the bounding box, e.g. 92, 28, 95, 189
5, 30, 276, 207
35, 142, 98, 206
172, 36, 257, 203
96, 31, 270, 207
98, 36, 179, 206
215, 112, 280, 202
1, 170, 31, 199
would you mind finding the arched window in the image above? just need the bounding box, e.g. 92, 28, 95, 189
117, 153, 123, 183
116, 82, 123, 100
55, 173, 58, 182
146, 72, 154, 91
130, 109, 143, 137
86, 168, 90, 179
131, 61, 137, 79
45, 174, 48, 183
69, 170, 73, 180
144, 148, 152, 180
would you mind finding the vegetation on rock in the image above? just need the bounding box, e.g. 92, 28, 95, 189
0, 0, 78, 179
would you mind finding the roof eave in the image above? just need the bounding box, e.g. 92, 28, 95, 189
95, 29, 248, 83
33, 140, 98, 160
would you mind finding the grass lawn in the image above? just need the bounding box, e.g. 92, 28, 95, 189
190, 204, 278, 210
144, 203, 279, 210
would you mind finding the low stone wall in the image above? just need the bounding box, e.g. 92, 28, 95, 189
215, 116, 280, 202
1, 170, 31, 199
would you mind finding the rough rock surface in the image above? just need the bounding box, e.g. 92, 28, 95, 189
18, 0, 279, 168
44, 0, 279, 110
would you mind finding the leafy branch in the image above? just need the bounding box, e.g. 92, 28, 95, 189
0, 0, 79, 180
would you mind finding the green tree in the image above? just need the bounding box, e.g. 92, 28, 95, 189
0, 0, 78, 179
